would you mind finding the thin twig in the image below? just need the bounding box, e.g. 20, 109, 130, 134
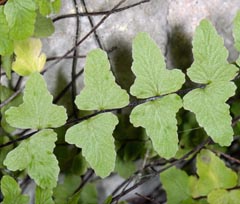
73, 169, 94, 194
44, 0, 128, 72
52, 0, 150, 22
135, 192, 160, 204
81, 0, 104, 49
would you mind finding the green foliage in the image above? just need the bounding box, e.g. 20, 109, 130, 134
233, 11, 240, 52
130, 32, 185, 158
0, 7, 13, 55
1, 4, 240, 202
207, 189, 240, 204
4, 129, 59, 189
0, 175, 29, 204
75, 49, 129, 110
6, 72, 67, 129
4, 0, 36, 40
66, 113, 118, 178
35, 186, 54, 204
160, 167, 191, 204
183, 19, 238, 146
190, 149, 237, 197
130, 32, 185, 98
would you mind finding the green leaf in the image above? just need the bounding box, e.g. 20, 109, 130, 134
160, 167, 191, 204
190, 149, 237, 197
1, 85, 23, 133
4, 129, 59, 189
187, 19, 238, 84
130, 32, 185, 98
34, 12, 55, 37
66, 113, 118, 178
12, 38, 46, 76
6, 72, 67, 130
35, 0, 61, 16
207, 189, 240, 204
183, 82, 236, 146
130, 94, 182, 158
0, 6, 13, 55
114, 157, 136, 178
233, 11, 240, 52
4, 0, 36, 40
1, 55, 13, 79
75, 49, 129, 110
53, 175, 81, 204
35, 186, 54, 204
1, 175, 29, 204
78, 184, 98, 204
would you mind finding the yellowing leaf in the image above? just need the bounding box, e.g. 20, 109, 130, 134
190, 149, 237, 197
6, 72, 67, 130
65, 113, 118, 178
208, 189, 240, 204
12, 38, 46, 76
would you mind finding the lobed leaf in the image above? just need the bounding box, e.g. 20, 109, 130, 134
4, 0, 36, 40
35, 0, 61, 16
190, 149, 237, 197
207, 189, 240, 204
0, 6, 13, 55
6, 72, 67, 130
130, 32, 185, 98
160, 167, 191, 204
34, 12, 55, 37
35, 186, 54, 204
65, 113, 118, 178
130, 94, 182, 159
75, 49, 129, 110
12, 38, 46, 76
183, 82, 236, 146
4, 129, 59, 189
187, 19, 238, 84
1, 175, 29, 204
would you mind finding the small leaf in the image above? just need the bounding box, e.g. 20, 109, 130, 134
4, 129, 59, 189
75, 49, 129, 110
4, 0, 36, 40
6, 72, 67, 130
66, 113, 118, 177
12, 38, 46, 76
2, 55, 13, 79
187, 19, 238, 84
190, 149, 237, 197
1, 175, 29, 204
78, 184, 98, 204
35, 186, 54, 204
160, 167, 191, 204
130, 32, 185, 98
0, 85, 22, 133
53, 175, 81, 204
183, 82, 236, 146
130, 94, 182, 158
34, 12, 55, 37
0, 6, 13, 55
233, 11, 240, 52
35, 0, 61, 16
207, 189, 240, 204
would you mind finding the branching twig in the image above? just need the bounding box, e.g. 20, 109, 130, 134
52, 0, 150, 22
